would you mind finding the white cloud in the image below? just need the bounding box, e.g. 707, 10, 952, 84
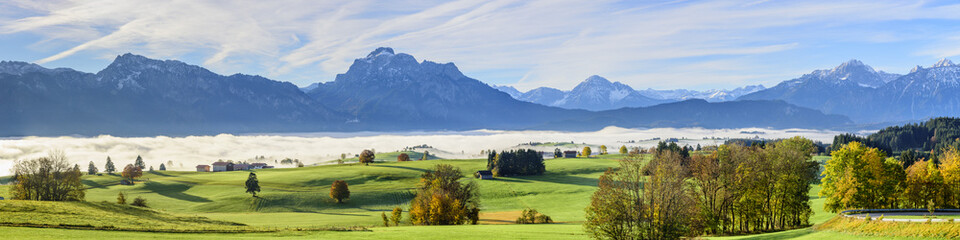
3, 0, 960, 90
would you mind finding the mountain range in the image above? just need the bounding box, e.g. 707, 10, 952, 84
0, 48, 860, 136
739, 59, 960, 123
491, 77, 766, 111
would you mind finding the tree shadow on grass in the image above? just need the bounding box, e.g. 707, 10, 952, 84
82, 179, 109, 189
371, 165, 429, 172
523, 174, 598, 188
142, 182, 211, 203
490, 178, 532, 183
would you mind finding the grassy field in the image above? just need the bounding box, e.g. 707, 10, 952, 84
1, 152, 956, 239
0, 200, 266, 232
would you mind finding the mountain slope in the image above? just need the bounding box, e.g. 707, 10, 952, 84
514, 75, 667, 111
0, 54, 342, 136
639, 85, 766, 102
306, 47, 581, 130
536, 99, 852, 130
739, 59, 960, 123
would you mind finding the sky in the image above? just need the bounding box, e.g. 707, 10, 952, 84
2, 0, 960, 91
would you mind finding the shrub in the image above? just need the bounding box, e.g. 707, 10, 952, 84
381, 212, 389, 227
131, 197, 148, 208
391, 207, 403, 226
397, 153, 410, 162
516, 209, 553, 224
117, 192, 126, 204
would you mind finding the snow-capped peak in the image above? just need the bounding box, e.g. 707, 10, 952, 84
832, 59, 874, 74
583, 75, 611, 84
911, 65, 924, 73
933, 58, 955, 68
366, 47, 395, 59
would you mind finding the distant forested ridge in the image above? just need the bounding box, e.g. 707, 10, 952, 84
832, 117, 960, 155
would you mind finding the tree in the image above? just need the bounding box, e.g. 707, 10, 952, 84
159, 163, 166, 171
903, 160, 943, 208
820, 141, 900, 212
487, 149, 545, 177
584, 152, 696, 239
330, 180, 350, 203
582, 147, 592, 158
382, 212, 390, 227
391, 207, 403, 226
131, 196, 148, 207
554, 148, 562, 158
409, 164, 479, 225
149, 166, 154, 171
245, 172, 261, 197
938, 147, 960, 207
619, 145, 628, 155
104, 157, 116, 174
599, 145, 608, 155
121, 164, 143, 180
87, 161, 98, 175
134, 155, 145, 170
422, 151, 430, 160
10, 151, 85, 201
359, 149, 375, 165
398, 153, 411, 162
117, 192, 127, 204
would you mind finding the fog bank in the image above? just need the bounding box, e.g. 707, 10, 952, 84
0, 127, 852, 176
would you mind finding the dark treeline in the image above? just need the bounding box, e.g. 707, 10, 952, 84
486, 149, 545, 177
585, 137, 819, 239
832, 117, 960, 156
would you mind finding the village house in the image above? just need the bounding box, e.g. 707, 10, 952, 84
233, 164, 249, 171
563, 151, 578, 158
212, 162, 234, 172
475, 170, 494, 180
196, 165, 210, 172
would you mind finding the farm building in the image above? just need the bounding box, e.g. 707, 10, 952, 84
196, 165, 210, 172
233, 164, 249, 171
250, 163, 268, 169
475, 170, 494, 180
212, 162, 234, 172
563, 151, 578, 158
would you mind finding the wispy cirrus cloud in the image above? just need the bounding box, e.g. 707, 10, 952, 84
3, 0, 960, 90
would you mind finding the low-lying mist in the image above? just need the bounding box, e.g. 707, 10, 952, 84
0, 127, 853, 176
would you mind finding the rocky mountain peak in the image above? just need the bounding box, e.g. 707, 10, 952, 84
933, 58, 955, 68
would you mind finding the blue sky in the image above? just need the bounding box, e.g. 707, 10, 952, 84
2, 0, 960, 91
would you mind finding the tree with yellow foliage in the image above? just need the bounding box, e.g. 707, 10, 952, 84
938, 147, 960, 207
820, 141, 901, 212
408, 164, 479, 225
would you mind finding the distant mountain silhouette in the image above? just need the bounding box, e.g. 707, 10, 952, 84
0, 49, 851, 136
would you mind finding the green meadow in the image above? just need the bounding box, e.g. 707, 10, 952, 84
0, 153, 954, 239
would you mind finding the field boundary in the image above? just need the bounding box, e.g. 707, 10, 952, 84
841, 209, 960, 222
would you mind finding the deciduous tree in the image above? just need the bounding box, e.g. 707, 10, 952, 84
582, 147, 592, 158
121, 164, 143, 180
11, 151, 85, 201
409, 164, 479, 225
359, 150, 375, 165
398, 153, 411, 162
330, 180, 350, 203
619, 145, 628, 155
